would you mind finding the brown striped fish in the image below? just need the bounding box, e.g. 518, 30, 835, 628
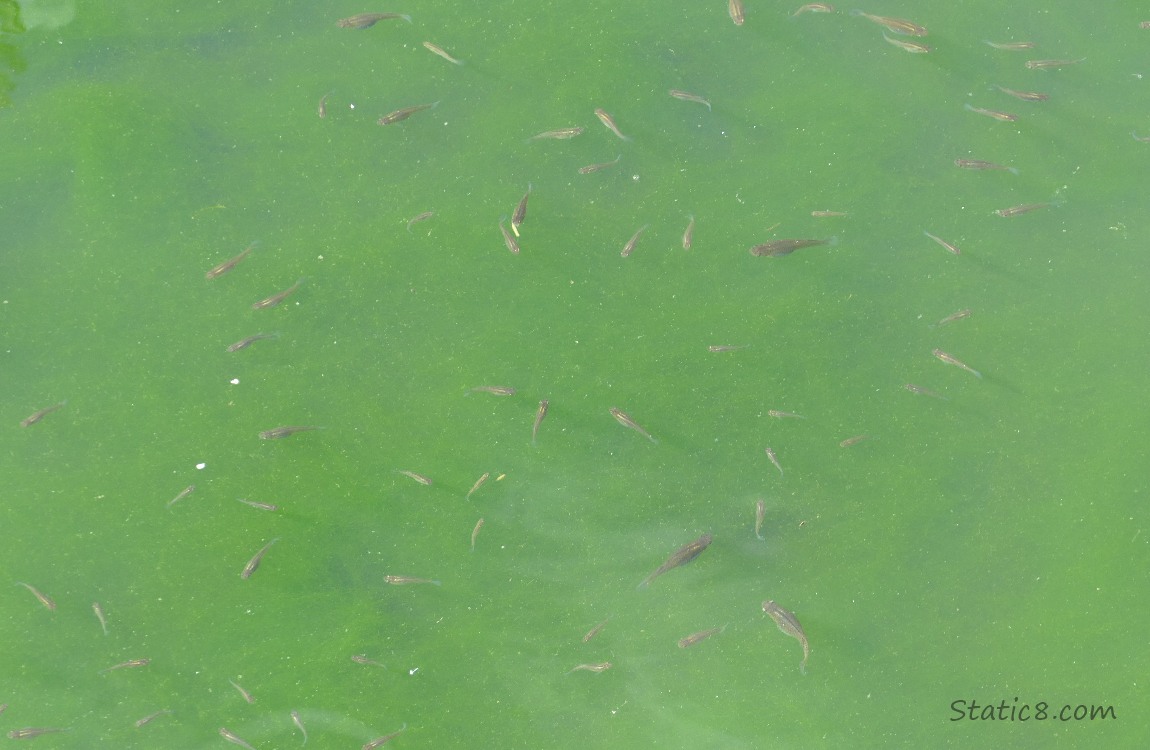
336, 13, 411, 29
763, 600, 810, 674
638, 532, 712, 588
252, 278, 305, 310
206, 243, 256, 279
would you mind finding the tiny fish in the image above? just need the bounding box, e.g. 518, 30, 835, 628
682, 215, 696, 250
20, 401, 66, 427
1025, 58, 1084, 69
423, 41, 463, 65
7, 728, 70, 740
728, 0, 745, 26
954, 159, 1018, 174
318, 93, 329, 119
754, 499, 766, 540
709, 345, 749, 352
792, 2, 834, 14
594, 108, 630, 140
638, 532, 712, 588
935, 308, 971, 327
839, 434, 870, 448
749, 237, 834, 256
226, 333, 277, 352
406, 211, 435, 231
994, 202, 1050, 218
378, 101, 438, 125
499, 218, 521, 255
229, 679, 256, 704
206, 243, 256, 279
763, 600, 810, 674
100, 658, 150, 674
621, 225, 648, 258
351, 654, 387, 668
134, 709, 172, 728
669, 89, 711, 110
469, 386, 516, 396
882, 33, 930, 53
994, 85, 1049, 102
527, 127, 584, 141
16, 582, 55, 611
964, 103, 1017, 122
93, 601, 109, 635
764, 446, 784, 476
241, 537, 281, 580
932, 348, 982, 378
471, 518, 484, 551
811, 210, 847, 217
385, 575, 442, 586
252, 278, 305, 309
260, 425, 323, 439
396, 470, 433, 486
904, 383, 948, 400
532, 399, 549, 445
363, 723, 407, 749
568, 662, 612, 673
678, 626, 724, 648
582, 619, 609, 643
984, 40, 1034, 50
511, 184, 531, 236
166, 484, 196, 508
849, 10, 927, 36
924, 231, 960, 255
466, 472, 490, 499
336, 13, 412, 29
291, 710, 309, 745
610, 407, 658, 443
237, 498, 278, 511
578, 155, 621, 175
219, 727, 257, 750
768, 410, 805, 419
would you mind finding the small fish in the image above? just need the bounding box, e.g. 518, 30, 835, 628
882, 33, 930, 53
100, 658, 151, 674
259, 425, 323, 439
336, 13, 412, 29
621, 225, 648, 258
291, 710, 309, 745
511, 184, 531, 236
252, 278, 305, 309
7, 728, 70, 739
470, 518, 484, 551
839, 434, 870, 447
754, 499, 766, 540
219, 727, 257, 750
708, 345, 749, 352
396, 470, 432, 485
764, 446, 784, 476
166, 484, 196, 508
378, 101, 438, 125
934, 308, 971, 327
423, 41, 463, 64
206, 243, 256, 279
469, 386, 516, 396
994, 85, 1049, 102
527, 127, 584, 141
385, 575, 442, 586
932, 348, 982, 378
964, 103, 1017, 122
954, 159, 1018, 174
763, 600, 810, 674
93, 601, 109, 635
16, 582, 55, 611
749, 237, 834, 256
1025, 58, 1084, 70
406, 211, 435, 231
849, 10, 927, 36
984, 40, 1035, 51
466, 472, 490, 499
669, 89, 711, 110
923, 231, 960, 255
678, 626, 724, 648
351, 654, 387, 668
811, 210, 847, 217
682, 215, 696, 250
610, 407, 658, 443
20, 401, 66, 427
241, 537, 281, 580
499, 218, 521, 255
532, 399, 549, 445
767, 410, 805, 419
904, 383, 948, 400
568, 662, 612, 673
994, 202, 1050, 218
728, 0, 745, 26
578, 155, 621, 175
229, 679, 256, 703
318, 93, 329, 119
594, 108, 630, 140
226, 333, 278, 352
134, 709, 172, 728
237, 498, 279, 511
638, 532, 712, 588
363, 724, 407, 749
582, 619, 609, 643
792, 2, 835, 14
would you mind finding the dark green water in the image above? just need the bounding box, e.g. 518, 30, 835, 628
2, 1, 1147, 748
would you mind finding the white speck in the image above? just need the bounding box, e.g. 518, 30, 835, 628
230, 378, 240, 385
408, 667, 420, 675
196, 463, 206, 470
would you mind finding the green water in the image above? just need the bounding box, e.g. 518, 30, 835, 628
2, 1, 1147, 748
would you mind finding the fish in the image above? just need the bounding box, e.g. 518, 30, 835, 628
527, 127, 584, 141
93, 601, 109, 635
363, 723, 407, 749
241, 537, 281, 580
934, 308, 971, 326
20, 401, 66, 427
904, 383, 948, 400
568, 662, 612, 673
259, 425, 323, 439
984, 40, 1035, 50
7, 728, 70, 739
669, 89, 711, 110
964, 103, 1017, 122
252, 278, 305, 309
709, 345, 749, 352
792, 2, 835, 14
206, 243, 256, 279
134, 709, 172, 728
767, 410, 805, 419
578, 155, 621, 175
511, 184, 531, 236
839, 434, 869, 447
621, 225, 648, 258
728, 0, 745, 26
469, 386, 516, 396
1025, 58, 1084, 69
682, 215, 696, 249
291, 711, 308, 744
755, 499, 766, 540
638, 532, 713, 588
466, 472, 490, 499
582, 619, 609, 643
423, 41, 463, 65
594, 108, 630, 140
351, 654, 387, 668
385, 575, 442, 586
396, 470, 433, 485
749, 237, 834, 256
994, 85, 1049, 102
166, 484, 196, 508
994, 202, 1050, 217
678, 626, 724, 648
378, 101, 438, 125
471, 518, 484, 551
16, 582, 55, 611
219, 727, 257, 750
336, 13, 412, 29
406, 211, 434, 231
499, 218, 521, 255
226, 333, 278, 352
532, 399, 549, 444
100, 658, 151, 674
764, 446, 784, 476
762, 600, 810, 674
954, 159, 1018, 174
609, 407, 658, 443
318, 93, 329, 119
237, 498, 279, 511
811, 210, 848, 217
924, 231, 960, 255
849, 10, 927, 36
932, 348, 982, 378
229, 679, 256, 703
882, 33, 930, 53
